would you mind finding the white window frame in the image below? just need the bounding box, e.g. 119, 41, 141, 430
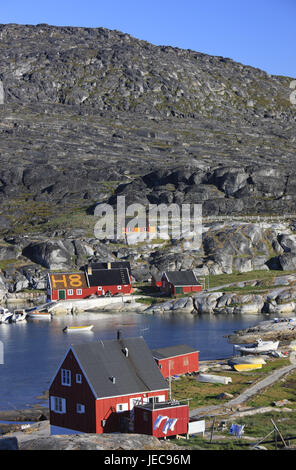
116, 403, 129, 413
97, 286, 102, 291
76, 403, 85, 414
51, 396, 66, 414
67, 289, 73, 296
148, 395, 166, 404
117, 285, 122, 290
76, 373, 82, 384
76, 289, 82, 296
129, 398, 142, 410
61, 369, 71, 386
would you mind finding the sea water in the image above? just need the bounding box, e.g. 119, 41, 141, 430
0, 310, 268, 410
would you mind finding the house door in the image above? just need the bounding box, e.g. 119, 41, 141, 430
58, 290, 66, 300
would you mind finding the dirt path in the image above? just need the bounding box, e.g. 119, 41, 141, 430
190, 363, 296, 419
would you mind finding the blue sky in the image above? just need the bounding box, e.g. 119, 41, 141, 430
0, 0, 295, 77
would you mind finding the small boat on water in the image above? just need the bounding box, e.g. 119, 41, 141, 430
63, 325, 94, 333
234, 338, 279, 354
27, 311, 52, 320
12, 309, 27, 322
232, 363, 263, 372
0, 307, 13, 324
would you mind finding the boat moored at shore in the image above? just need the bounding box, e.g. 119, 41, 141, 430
234, 338, 279, 355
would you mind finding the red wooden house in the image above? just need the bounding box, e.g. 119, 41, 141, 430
151, 272, 162, 289
134, 401, 189, 438
49, 332, 169, 435
151, 344, 199, 378
161, 271, 202, 296
47, 267, 132, 301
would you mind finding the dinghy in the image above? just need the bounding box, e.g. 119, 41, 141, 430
197, 373, 232, 384
63, 325, 94, 333
228, 356, 266, 366
232, 363, 262, 372
234, 338, 279, 354
27, 311, 52, 320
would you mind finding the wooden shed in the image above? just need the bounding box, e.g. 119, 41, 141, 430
134, 401, 189, 438
151, 344, 199, 378
161, 271, 202, 296
151, 272, 162, 289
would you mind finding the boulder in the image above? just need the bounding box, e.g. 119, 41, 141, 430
278, 234, 296, 253
22, 240, 75, 270
194, 292, 223, 314
233, 257, 252, 273
278, 253, 296, 271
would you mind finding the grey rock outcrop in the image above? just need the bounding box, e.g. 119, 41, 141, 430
0, 23, 294, 239
22, 240, 75, 270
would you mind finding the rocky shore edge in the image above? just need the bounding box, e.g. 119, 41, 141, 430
144, 274, 296, 317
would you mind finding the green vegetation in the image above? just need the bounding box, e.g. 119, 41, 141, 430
172, 358, 296, 450
171, 358, 289, 410
207, 270, 296, 289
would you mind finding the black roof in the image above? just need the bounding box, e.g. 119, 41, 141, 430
87, 268, 130, 286
151, 344, 198, 360
71, 337, 168, 399
163, 271, 200, 286
88, 261, 131, 273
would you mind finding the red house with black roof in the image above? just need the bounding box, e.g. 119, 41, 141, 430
161, 271, 202, 296
47, 265, 133, 301
151, 344, 199, 378
49, 332, 170, 435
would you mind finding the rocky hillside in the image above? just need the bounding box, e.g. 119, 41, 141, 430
0, 24, 296, 293
0, 23, 295, 237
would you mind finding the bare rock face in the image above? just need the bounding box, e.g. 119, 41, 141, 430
0, 23, 294, 239
0, 80, 4, 104
19, 432, 178, 451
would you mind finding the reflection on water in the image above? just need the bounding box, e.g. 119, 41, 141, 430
0, 310, 270, 410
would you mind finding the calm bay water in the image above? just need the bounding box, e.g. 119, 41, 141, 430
0, 310, 269, 410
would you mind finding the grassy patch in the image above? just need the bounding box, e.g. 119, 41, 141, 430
171, 358, 290, 410
207, 270, 296, 289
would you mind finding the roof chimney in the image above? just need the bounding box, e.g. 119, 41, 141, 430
117, 330, 122, 340
107, 262, 111, 270
123, 347, 129, 357
110, 376, 116, 384
87, 265, 92, 275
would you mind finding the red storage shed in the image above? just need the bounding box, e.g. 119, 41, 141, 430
152, 344, 199, 378
134, 401, 189, 438
151, 272, 162, 289
161, 271, 202, 297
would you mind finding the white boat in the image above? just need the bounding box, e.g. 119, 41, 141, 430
228, 356, 266, 366
27, 311, 52, 320
197, 373, 232, 384
0, 307, 13, 324
12, 309, 27, 322
234, 338, 279, 354
63, 325, 94, 333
